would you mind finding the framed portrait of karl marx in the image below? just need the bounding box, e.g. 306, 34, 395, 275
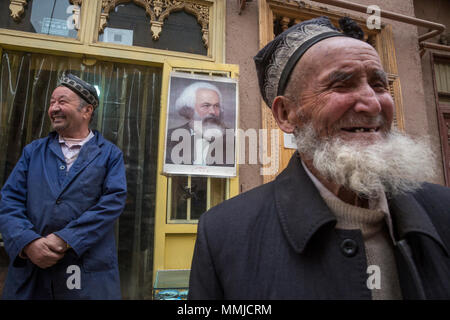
163, 72, 238, 177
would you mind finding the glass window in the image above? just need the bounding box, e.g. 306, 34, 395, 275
435, 60, 450, 97
0, 0, 79, 39
168, 175, 189, 220
190, 176, 208, 220
0, 50, 162, 299
167, 175, 226, 223
99, 2, 207, 55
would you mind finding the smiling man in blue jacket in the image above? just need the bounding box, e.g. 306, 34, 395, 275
0, 73, 127, 299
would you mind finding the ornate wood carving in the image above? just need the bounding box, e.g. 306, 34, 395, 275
100, 0, 210, 48
279, 16, 290, 31
70, 0, 82, 30
9, 0, 28, 21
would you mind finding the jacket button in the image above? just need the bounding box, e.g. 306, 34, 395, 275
56, 199, 62, 205
340, 239, 358, 257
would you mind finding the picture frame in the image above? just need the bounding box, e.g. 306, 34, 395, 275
163, 72, 238, 177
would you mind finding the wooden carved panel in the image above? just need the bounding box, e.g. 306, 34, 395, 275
71, 0, 82, 31
9, 0, 28, 21
100, 0, 210, 48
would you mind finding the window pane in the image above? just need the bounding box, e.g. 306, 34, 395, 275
210, 178, 226, 207
190, 177, 207, 220
81, 63, 162, 300
0, 0, 78, 39
435, 61, 450, 95
167, 176, 226, 222
169, 175, 188, 220
0, 50, 162, 299
99, 2, 207, 55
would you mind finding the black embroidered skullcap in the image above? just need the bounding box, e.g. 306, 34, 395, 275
254, 16, 365, 107
59, 73, 99, 109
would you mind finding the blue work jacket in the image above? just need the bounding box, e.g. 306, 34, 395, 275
0, 130, 127, 299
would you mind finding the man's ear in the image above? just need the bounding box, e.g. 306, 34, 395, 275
271, 96, 298, 134
83, 105, 94, 120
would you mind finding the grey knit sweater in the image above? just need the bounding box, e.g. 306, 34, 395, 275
301, 161, 402, 299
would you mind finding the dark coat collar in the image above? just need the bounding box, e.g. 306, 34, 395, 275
274, 153, 336, 254
389, 193, 449, 256
274, 153, 449, 256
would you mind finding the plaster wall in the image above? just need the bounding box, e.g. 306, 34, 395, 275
226, 0, 263, 192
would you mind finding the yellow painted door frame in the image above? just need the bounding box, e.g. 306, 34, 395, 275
153, 58, 239, 281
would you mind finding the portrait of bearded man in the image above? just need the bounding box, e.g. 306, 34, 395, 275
165, 80, 235, 168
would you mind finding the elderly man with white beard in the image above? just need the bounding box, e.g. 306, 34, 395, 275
165, 82, 233, 166
188, 16, 450, 300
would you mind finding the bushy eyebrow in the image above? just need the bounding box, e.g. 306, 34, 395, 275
327, 69, 388, 85
328, 70, 354, 83
371, 69, 388, 85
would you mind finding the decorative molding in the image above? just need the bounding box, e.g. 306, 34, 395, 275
70, 0, 82, 30
9, 0, 28, 21
99, 0, 210, 48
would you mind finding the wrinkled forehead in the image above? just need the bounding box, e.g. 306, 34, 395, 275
301, 37, 383, 71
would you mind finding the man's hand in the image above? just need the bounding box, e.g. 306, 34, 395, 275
45, 233, 68, 254
23, 236, 65, 269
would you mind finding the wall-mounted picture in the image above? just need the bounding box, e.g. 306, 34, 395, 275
163, 72, 238, 177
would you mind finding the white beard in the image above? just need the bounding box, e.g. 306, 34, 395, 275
294, 123, 436, 199
192, 113, 225, 142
